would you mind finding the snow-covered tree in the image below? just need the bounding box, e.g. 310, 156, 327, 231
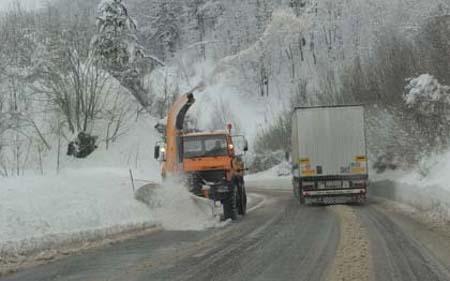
93, 0, 143, 68
150, 1, 182, 61
0, 5, 46, 175
91, 0, 152, 110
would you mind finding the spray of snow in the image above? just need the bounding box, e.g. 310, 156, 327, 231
142, 180, 223, 231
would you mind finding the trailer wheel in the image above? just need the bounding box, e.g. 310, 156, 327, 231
223, 184, 238, 220
237, 181, 247, 215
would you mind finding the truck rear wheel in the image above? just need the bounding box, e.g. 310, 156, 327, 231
223, 184, 238, 220
238, 181, 247, 215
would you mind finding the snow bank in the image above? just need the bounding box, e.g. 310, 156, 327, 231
0, 168, 155, 256
371, 150, 450, 223
415, 150, 450, 190
372, 148, 450, 192
370, 179, 450, 224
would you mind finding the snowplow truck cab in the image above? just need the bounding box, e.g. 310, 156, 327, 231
154, 91, 248, 220
182, 130, 248, 220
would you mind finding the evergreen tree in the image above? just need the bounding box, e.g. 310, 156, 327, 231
151, 1, 181, 61
92, 0, 150, 109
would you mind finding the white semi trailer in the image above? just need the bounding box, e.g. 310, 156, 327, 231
291, 105, 368, 204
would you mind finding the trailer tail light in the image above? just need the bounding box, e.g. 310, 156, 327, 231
352, 180, 366, 188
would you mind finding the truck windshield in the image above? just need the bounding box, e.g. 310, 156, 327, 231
183, 135, 228, 158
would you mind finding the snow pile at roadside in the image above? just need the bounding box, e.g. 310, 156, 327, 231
0, 168, 156, 256
372, 150, 450, 223
414, 150, 450, 191
245, 162, 291, 190
372, 148, 450, 190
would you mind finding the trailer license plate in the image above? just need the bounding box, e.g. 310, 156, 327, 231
326, 181, 341, 188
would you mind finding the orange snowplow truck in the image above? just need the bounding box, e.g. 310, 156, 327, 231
154, 90, 249, 220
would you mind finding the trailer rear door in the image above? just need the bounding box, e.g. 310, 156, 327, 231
293, 106, 367, 177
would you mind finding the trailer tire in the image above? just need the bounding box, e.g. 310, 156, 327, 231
299, 185, 305, 205
223, 184, 238, 220
237, 181, 247, 216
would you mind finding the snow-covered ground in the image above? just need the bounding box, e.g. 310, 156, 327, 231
245, 162, 292, 190
0, 117, 218, 258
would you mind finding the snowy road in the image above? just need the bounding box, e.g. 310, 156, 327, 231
2, 185, 450, 281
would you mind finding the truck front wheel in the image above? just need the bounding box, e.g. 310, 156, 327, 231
223, 184, 238, 220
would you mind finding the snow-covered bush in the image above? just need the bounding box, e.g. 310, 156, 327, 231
404, 74, 450, 117
253, 112, 290, 153
249, 110, 291, 172
250, 150, 286, 173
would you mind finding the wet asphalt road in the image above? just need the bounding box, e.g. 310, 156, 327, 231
359, 203, 450, 281
2, 186, 450, 281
